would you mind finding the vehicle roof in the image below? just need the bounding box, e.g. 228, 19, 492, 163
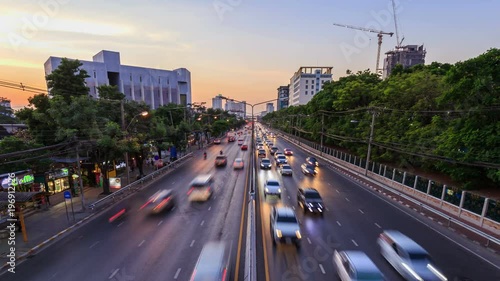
383, 230, 428, 254
282, 164, 291, 168
262, 158, 270, 161
192, 241, 227, 280
341, 251, 382, 274
277, 155, 287, 158
234, 158, 243, 161
216, 155, 227, 159
275, 206, 296, 217
303, 188, 319, 194
192, 174, 212, 185
266, 179, 279, 184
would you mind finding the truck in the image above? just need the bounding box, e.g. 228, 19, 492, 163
227, 131, 236, 142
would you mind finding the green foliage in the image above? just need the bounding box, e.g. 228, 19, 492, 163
45, 58, 90, 104
97, 85, 125, 101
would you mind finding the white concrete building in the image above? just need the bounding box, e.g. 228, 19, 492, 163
266, 103, 274, 114
289, 67, 333, 106
44, 50, 191, 109
225, 100, 246, 118
212, 95, 223, 110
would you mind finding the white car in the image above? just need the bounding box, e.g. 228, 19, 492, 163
188, 174, 213, 202
279, 164, 293, 176
264, 179, 281, 198
233, 158, 244, 170
334, 250, 384, 281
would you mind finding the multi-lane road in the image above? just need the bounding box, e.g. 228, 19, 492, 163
3, 127, 500, 281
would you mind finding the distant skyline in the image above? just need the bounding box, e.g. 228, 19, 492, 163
1, 0, 499, 112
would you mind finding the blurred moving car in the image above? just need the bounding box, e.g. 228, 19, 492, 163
276, 155, 288, 166
140, 189, 176, 215
233, 158, 244, 170
283, 148, 293, 156
270, 206, 301, 248
301, 163, 317, 176
190, 241, 231, 281
188, 174, 213, 202
270, 146, 279, 155
260, 158, 272, 169
258, 149, 266, 158
378, 230, 447, 281
213, 138, 221, 144
264, 179, 281, 198
297, 187, 324, 215
237, 138, 244, 145
241, 144, 248, 150
306, 156, 319, 167
215, 155, 228, 167
334, 250, 385, 281
278, 164, 293, 176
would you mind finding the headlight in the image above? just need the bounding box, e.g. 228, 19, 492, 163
308, 203, 313, 207
265, 188, 269, 192
277, 188, 281, 193
276, 229, 282, 238
295, 230, 302, 239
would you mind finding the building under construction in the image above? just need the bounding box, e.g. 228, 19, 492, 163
382, 45, 426, 78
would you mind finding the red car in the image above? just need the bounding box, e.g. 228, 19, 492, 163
241, 144, 248, 150
283, 148, 293, 156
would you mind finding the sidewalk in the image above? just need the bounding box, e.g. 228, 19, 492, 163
0, 163, 160, 270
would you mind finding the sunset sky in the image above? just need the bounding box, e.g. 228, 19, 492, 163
1, 0, 499, 113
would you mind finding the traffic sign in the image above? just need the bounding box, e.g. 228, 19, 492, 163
64, 191, 71, 199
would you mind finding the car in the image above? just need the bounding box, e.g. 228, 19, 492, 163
278, 164, 293, 176
213, 138, 221, 144
270, 206, 301, 248
301, 163, 317, 176
187, 174, 213, 202
270, 146, 279, 155
306, 156, 319, 167
258, 149, 266, 158
260, 158, 272, 169
237, 138, 244, 145
215, 155, 228, 167
283, 148, 293, 156
241, 144, 248, 150
274, 152, 284, 160
276, 155, 288, 166
297, 188, 324, 215
190, 241, 231, 281
334, 250, 385, 281
378, 230, 447, 281
233, 158, 244, 169
264, 179, 281, 198
140, 189, 176, 214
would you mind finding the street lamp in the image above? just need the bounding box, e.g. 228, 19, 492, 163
121, 100, 148, 185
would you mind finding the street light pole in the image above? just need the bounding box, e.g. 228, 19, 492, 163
120, 100, 130, 186
320, 113, 324, 156
365, 110, 376, 176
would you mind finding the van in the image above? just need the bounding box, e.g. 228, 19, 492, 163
190, 241, 231, 281
188, 174, 213, 202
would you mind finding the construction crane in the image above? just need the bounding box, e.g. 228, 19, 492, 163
333, 23, 393, 74
391, 0, 405, 49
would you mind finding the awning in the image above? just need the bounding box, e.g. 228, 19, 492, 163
0, 191, 44, 207
50, 156, 90, 163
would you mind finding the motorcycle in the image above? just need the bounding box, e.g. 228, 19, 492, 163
203, 152, 207, 160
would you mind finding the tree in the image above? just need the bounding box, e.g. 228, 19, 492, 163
97, 85, 125, 100
45, 58, 90, 104
16, 94, 58, 145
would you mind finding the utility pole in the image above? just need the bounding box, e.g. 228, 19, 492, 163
76, 144, 85, 210
120, 100, 130, 185
320, 113, 324, 156
365, 110, 376, 176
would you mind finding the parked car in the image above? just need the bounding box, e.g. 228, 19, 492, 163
297, 187, 324, 215
334, 250, 385, 281
278, 164, 293, 176
264, 179, 281, 198
301, 163, 317, 176
215, 155, 227, 167
270, 206, 301, 248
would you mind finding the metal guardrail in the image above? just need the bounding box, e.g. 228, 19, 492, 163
245, 148, 257, 281
278, 132, 500, 248
87, 153, 193, 211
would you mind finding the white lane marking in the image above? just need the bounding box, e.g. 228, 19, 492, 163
359, 209, 364, 214
171, 207, 176, 211
174, 268, 182, 279
288, 196, 291, 199
307, 238, 312, 244
89, 241, 100, 249
292, 206, 295, 210
345, 198, 350, 202
78, 235, 83, 239
319, 264, 326, 274
352, 239, 358, 247
375, 223, 382, 228
200, 220, 205, 226
328, 183, 332, 186
336, 221, 342, 226
208, 206, 211, 211
50, 272, 59, 280
190, 240, 195, 247
109, 268, 120, 279
117, 221, 124, 227
138, 240, 146, 247
335, 189, 339, 193
172, 181, 176, 185
214, 196, 217, 199
158, 220, 163, 226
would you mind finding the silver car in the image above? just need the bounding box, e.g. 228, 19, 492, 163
264, 179, 281, 198
334, 250, 385, 281
279, 164, 293, 176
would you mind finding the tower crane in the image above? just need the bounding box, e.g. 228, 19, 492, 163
391, 0, 405, 49
333, 23, 393, 74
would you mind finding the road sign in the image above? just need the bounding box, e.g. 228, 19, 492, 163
64, 191, 71, 199
154, 155, 159, 160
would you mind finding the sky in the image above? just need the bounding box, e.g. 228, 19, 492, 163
0, 0, 499, 113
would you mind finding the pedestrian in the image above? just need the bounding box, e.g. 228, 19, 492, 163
45, 192, 51, 206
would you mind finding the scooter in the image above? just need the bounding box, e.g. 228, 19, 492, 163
203, 153, 207, 160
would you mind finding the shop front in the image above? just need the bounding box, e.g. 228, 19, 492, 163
0, 170, 35, 192
46, 168, 71, 194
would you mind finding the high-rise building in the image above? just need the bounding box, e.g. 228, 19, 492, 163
266, 103, 274, 114
277, 85, 289, 110
383, 45, 426, 78
212, 95, 223, 110
289, 67, 333, 106
225, 99, 246, 118
44, 50, 191, 109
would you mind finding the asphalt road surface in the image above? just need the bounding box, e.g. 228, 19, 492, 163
254, 128, 500, 281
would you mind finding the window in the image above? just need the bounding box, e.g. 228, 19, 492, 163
312, 85, 314, 89
140, 76, 142, 82
305, 80, 308, 84
305, 91, 308, 95
93, 71, 96, 78
305, 85, 308, 89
